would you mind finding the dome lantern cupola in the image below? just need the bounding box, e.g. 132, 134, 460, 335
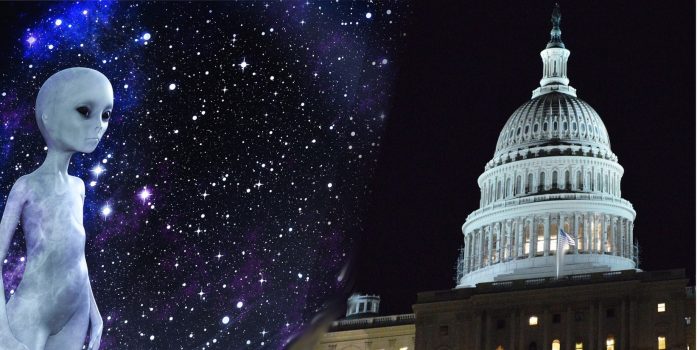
533, 4, 577, 98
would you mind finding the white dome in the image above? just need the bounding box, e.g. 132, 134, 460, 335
495, 93, 611, 159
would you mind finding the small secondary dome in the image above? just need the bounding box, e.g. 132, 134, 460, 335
494, 92, 611, 158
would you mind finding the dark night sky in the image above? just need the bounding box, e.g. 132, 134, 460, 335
356, 1, 695, 316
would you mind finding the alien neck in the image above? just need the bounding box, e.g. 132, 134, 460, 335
36, 147, 75, 177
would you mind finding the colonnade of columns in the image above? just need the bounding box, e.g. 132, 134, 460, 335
463, 213, 634, 274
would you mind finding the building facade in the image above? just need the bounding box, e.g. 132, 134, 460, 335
316, 6, 694, 350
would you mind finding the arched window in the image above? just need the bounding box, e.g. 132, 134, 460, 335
565, 170, 571, 190
553, 121, 558, 130
577, 171, 583, 190
534, 124, 539, 132
573, 122, 577, 131
544, 122, 548, 131
552, 339, 561, 350
497, 181, 502, 200
505, 178, 512, 198
606, 336, 615, 350
597, 173, 602, 192
517, 127, 521, 136
527, 174, 533, 194
515, 175, 522, 195
552, 171, 558, 189
539, 172, 546, 191
525, 125, 530, 134
563, 122, 568, 131
575, 342, 584, 350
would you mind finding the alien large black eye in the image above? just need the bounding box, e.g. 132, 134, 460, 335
102, 111, 111, 121
76, 106, 90, 118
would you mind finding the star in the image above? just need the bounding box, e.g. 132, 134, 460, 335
222, 86, 228, 93
254, 181, 262, 189
202, 191, 209, 199
239, 59, 249, 71
198, 289, 205, 298
215, 252, 223, 259
261, 330, 267, 337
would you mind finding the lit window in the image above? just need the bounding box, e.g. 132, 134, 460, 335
657, 303, 666, 312
658, 336, 666, 350
575, 342, 584, 350
552, 339, 561, 350
400, 348, 408, 350
529, 316, 538, 326
496, 346, 505, 350
606, 336, 615, 350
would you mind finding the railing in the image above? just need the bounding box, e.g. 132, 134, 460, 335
466, 192, 633, 222
329, 314, 416, 331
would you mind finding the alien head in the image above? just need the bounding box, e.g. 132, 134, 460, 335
35, 67, 114, 154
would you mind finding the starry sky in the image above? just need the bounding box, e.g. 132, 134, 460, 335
0, 1, 410, 349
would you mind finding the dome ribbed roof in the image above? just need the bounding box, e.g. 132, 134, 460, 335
494, 92, 610, 157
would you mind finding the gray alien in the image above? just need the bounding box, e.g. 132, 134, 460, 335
0, 67, 110, 350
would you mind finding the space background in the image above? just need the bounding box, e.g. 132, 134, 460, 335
0, 1, 410, 349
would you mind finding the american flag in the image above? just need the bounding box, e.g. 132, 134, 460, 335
558, 228, 575, 246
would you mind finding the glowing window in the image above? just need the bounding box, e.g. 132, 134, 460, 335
496, 346, 505, 350
575, 342, 584, 350
606, 336, 615, 350
552, 339, 561, 350
400, 348, 408, 350
529, 316, 538, 326
658, 303, 666, 312
658, 336, 666, 350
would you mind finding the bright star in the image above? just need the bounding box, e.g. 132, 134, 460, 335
55, 19, 62, 26
139, 187, 151, 202
92, 165, 105, 176
239, 59, 249, 71
101, 205, 112, 217
27, 36, 36, 45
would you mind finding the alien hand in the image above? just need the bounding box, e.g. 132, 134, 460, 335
87, 317, 103, 350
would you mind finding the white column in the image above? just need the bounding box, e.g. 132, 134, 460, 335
529, 217, 535, 258
602, 215, 609, 253
582, 213, 589, 253
518, 217, 524, 257
476, 227, 484, 268
544, 215, 551, 256
487, 225, 493, 265
617, 217, 623, 256
573, 213, 579, 254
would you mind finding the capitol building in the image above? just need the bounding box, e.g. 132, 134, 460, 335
314, 6, 694, 350
457, 4, 636, 287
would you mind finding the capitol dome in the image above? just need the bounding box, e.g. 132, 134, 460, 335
494, 93, 611, 159
456, 5, 638, 288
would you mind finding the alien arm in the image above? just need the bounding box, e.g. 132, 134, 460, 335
86, 275, 101, 326
78, 178, 102, 328
0, 177, 28, 331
